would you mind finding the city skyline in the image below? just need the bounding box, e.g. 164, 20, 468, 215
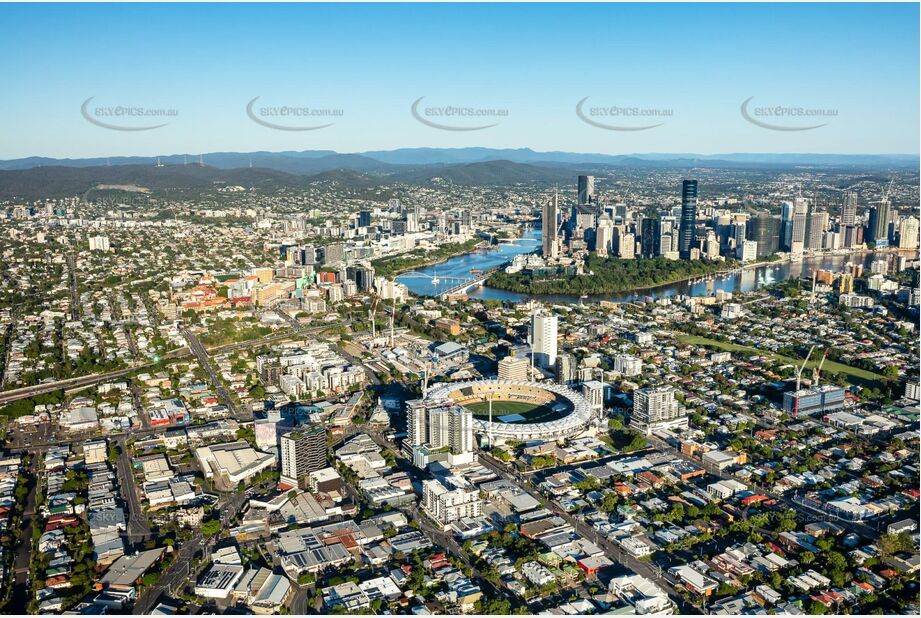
0, 2, 918, 159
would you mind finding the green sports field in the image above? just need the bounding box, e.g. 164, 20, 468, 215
676, 334, 888, 387
464, 399, 571, 424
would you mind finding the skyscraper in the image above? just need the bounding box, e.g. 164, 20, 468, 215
867, 199, 892, 244
841, 192, 857, 227
530, 312, 558, 369
358, 210, 372, 228
807, 211, 829, 250
405, 206, 420, 233
542, 193, 559, 258
899, 216, 920, 249
640, 217, 659, 258
678, 180, 698, 259
747, 212, 780, 258
595, 214, 614, 256
780, 201, 795, 251
789, 197, 810, 254
279, 425, 327, 488
578, 175, 595, 205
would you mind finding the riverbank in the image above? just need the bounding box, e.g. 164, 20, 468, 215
484, 247, 878, 298
486, 255, 740, 297
372, 238, 484, 278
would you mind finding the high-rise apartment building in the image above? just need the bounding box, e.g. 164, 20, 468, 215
279, 425, 327, 488
406, 399, 474, 467
530, 312, 558, 369
422, 476, 482, 529
841, 191, 857, 227
542, 193, 559, 258
678, 180, 698, 259
555, 353, 576, 385
631, 386, 687, 434
578, 175, 595, 205
613, 354, 643, 377
498, 355, 530, 381
899, 216, 919, 249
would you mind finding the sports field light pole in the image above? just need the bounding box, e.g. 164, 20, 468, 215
488, 390, 494, 448
595, 367, 606, 421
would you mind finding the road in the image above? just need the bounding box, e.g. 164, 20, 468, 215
114, 436, 153, 548
133, 490, 250, 614
476, 451, 699, 614
0, 329, 304, 406
351, 429, 512, 605
644, 434, 880, 539
289, 584, 316, 614
180, 327, 247, 421
65, 252, 80, 321
272, 306, 381, 387
0, 311, 16, 388
7, 453, 38, 613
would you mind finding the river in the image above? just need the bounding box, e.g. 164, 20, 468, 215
396, 228, 880, 304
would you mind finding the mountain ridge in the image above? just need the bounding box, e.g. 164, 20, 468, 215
1, 148, 916, 172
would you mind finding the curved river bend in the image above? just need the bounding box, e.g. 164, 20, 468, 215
396, 229, 877, 304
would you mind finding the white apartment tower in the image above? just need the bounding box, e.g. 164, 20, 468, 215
631, 386, 688, 434
530, 312, 558, 369
422, 476, 482, 528
498, 355, 530, 381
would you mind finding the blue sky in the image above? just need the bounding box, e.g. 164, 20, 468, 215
1, 2, 918, 158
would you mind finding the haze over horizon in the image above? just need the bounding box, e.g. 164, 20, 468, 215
1, 2, 918, 159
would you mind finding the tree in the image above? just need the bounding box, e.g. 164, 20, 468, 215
477, 598, 512, 615
807, 601, 828, 615
200, 519, 221, 537
878, 533, 913, 557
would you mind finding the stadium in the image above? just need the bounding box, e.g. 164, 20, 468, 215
424, 379, 595, 442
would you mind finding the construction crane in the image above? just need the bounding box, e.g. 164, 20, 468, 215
796, 345, 816, 391
812, 348, 828, 385
883, 178, 895, 201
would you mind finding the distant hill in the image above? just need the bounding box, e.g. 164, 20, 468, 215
0, 160, 583, 199
2, 148, 916, 173
0, 164, 309, 200
1, 148, 917, 199
391, 160, 577, 185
